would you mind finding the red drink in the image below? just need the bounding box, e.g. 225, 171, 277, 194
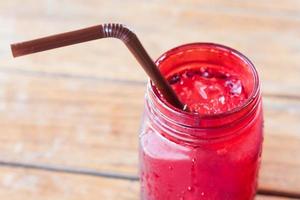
139, 43, 263, 200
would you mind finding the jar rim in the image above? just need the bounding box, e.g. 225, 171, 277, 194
149, 42, 260, 122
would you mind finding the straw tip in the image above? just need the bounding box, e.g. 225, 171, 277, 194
10, 43, 20, 58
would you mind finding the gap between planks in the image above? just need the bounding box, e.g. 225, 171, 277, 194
0, 67, 299, 101
0, 160, 299, 199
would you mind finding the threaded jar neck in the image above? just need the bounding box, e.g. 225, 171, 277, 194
145, 43, 261, 145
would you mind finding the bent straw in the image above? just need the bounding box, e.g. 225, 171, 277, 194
11, 23, 186, 110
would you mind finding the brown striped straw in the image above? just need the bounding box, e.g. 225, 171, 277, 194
11, 23, 187, 111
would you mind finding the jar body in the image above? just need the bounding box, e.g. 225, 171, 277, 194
139, 43, 263, 200
139, 101, 263, 200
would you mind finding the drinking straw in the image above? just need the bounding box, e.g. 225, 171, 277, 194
11, 23, 187, 110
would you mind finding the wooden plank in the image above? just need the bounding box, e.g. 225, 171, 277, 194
257, 196, 299, 200
0, 71, 143, 174
0, 166, 138, 200
260, 134, 300, 196
1, 0, 300, 96
0, 70, 299, 195
0, 166, 295, 200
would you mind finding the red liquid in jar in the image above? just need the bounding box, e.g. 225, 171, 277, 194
139, 43, 263, 200
166, 63, 247, 114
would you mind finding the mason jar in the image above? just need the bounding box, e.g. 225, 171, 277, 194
139, 43, 263, 200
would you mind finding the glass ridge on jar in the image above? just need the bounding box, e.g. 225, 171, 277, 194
139, 43, 263, 200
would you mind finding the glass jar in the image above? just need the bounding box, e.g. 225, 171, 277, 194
139, 43, 263, 200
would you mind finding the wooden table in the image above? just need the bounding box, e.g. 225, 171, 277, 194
0, 0, 299, 199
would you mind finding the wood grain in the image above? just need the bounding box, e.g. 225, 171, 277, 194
1, 0, 300, 96
0, 0, 300, 199
0, 166, 296, 200
0, 166, 138, 200
0, 70, 299, 195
